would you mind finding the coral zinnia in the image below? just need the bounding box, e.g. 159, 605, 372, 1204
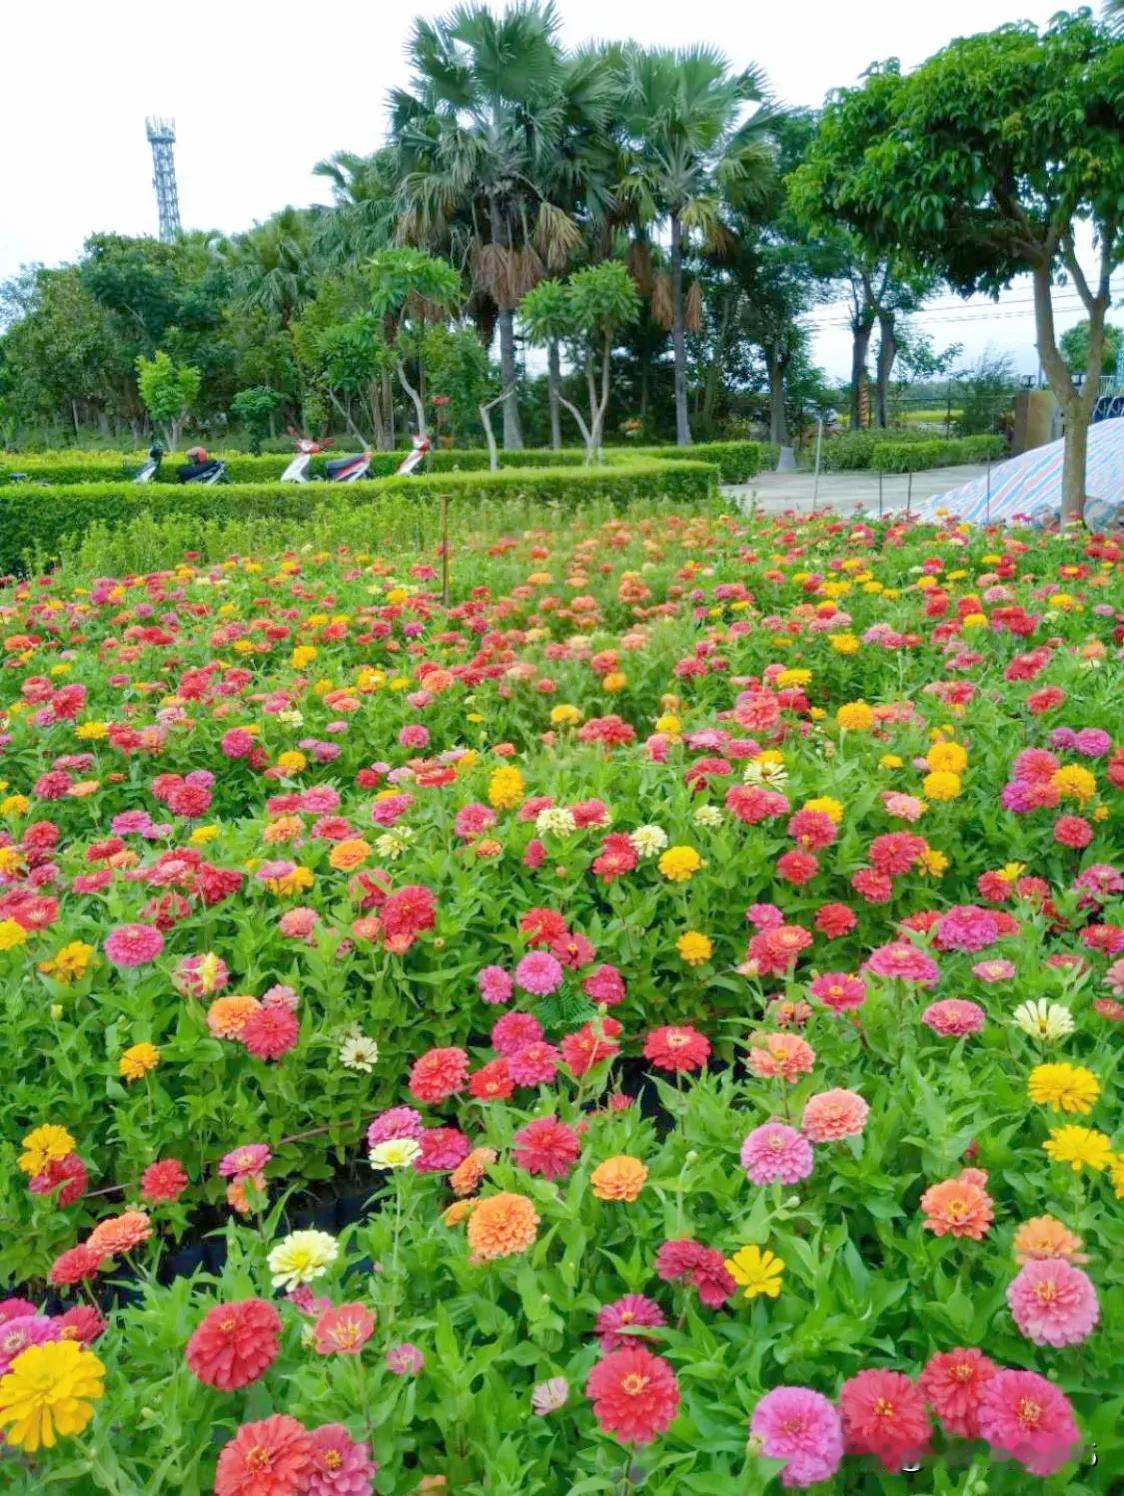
919, 1169, 993, 1240
590, 1155, 648, 1201
801, 1089, 869, 1142
186, 1299, 282, 1390
1007, 1258, 1099, 1347
919, 1347, 998, 1437
512, 1117, 581, 1181
466, 1191, 539, 1259
750, 1385, 843, 1489
241, 1004, 300, 1061
85, 1209, 151, 1257
140, 1157, 189, 1204
839, 1367, 931, 1473
408, 1046, 469, 1103
214, 1414, 313, 1496
313, 1304, 376, 1356
0, 1339, 105, 1452
976, 1368, 1079, 1476
586, 1346, 680, 1445
48, 1245, 104, 1288
643, 1024, 711, 1073
1012, 1215, 1086, 1264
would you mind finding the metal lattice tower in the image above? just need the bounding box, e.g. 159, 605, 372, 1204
145, 117, 181, 243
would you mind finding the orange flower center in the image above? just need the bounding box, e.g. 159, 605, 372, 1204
325, 1451, 343, 1471
873, 1398, 895, 1420
621, 1373, 650, 1396
1034, 1280, 1057, 1303
247, 1446, 273, 1471
1018, 1398, 1042, 1429
952, 1363, 974, 1383
667, 1033, 687, 1047
220, 1317, 236, 1333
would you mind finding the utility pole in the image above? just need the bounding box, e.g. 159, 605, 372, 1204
146, 118, 181, 244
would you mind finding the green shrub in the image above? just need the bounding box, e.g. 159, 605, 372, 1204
874, 436, 1007, 472
0, 440, 759, 488
0, 460, 718, 574
816, 429, 935, 471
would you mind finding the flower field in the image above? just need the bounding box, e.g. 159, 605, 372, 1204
1, 502, 1122, 1493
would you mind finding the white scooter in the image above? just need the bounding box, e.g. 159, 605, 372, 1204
133, 445, 164, 483
281, 434, 371, 484
395, 433, 431, 476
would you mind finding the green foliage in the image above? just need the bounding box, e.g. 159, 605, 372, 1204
366, 248, 462, 330
134, 351, 202, 447
567, 262, 641, 339
229, 386, 282, 454
1060, 320, 1124, 375
0, 461, 718, 573
956, 352, 1016, 437
873, 436, 1007, 473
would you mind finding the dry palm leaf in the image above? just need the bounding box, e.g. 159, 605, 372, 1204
685, 280, 703, 333
650, 271, 674, 331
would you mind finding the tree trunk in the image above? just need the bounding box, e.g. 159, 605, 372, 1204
670, 212, 691, 446
767, 348, 788, 446
849, 318, 874, 430
547, 340, 562, 450
480, 401, 499, 472
1031, 256, 1103, 524
396, 359, 427, 439
496, 308, 523, 449
1061, 404, 1090, 526
874, 312, 897, 429
382, 367, 395, 451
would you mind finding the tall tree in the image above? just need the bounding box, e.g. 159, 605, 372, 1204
791, 16, 1124, 520
612, 44, 778, 445
390, 2, 589, 450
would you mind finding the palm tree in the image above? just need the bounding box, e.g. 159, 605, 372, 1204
389, 1, 596, 449
613, 45, 778, 445
311, 148, 400, 268
224, 208, 317, 326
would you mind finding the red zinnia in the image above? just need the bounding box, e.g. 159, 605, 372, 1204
587, 1346, 681, 1445
840, 1368, 931, 1473
214, 1414, 313, 1496
140, 1158, 189, 1204
643, 1024, 711, 1074
49, 1244, 104, 1287
561, 1018, 621, 1076
409, 1046, 469, 1103
186, 1299, 283, 1391
468, 1057, 515, 1101
920, 1347, 998, 1438
655, 1238, 735, 1307
513, 1117, 581, 1180
55, 1304, 106, 1344
241, 1005, 300, 1061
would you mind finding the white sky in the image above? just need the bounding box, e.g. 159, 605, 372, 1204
2, 0, 1118, 380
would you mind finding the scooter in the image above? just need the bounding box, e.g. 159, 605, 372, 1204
177, 446, 227, 485
133, 445, 164, 483
281, 433, 371, 484
396, 433, 431, 476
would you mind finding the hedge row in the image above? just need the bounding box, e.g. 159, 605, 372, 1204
872, 436, 1008, 473
0, 440, 759, 487
0, 460, 719, 575
817, 430, 1006, 472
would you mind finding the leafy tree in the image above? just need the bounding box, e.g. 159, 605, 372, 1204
791, 15, 1124, 520
955, 350, 1016, 437
613, 44, 778, 446
522, 261, 640, 460
230, 387, 282, 454
135, 351, 202, 449
1060, 319, 1124, 377
366, 248, 463, 438
422, 324, 495, 446
518, 279, 569, 450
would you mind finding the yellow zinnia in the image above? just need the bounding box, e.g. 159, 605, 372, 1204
18, 1124, 76, 1176
658, 845, 702, 882
488, 765, 525, 810
0, 1341, 105, 1452
836, 701, 874, 732
725, 1244, 785, 1300
1028, 1063, 1099, 1115
927, 740, 967, 774
119, 1042, 160, 1082
0, 918, 28, 952
922, 770, 961, 801
677, 931, 713, 965
1043, 1125, 1114, 1174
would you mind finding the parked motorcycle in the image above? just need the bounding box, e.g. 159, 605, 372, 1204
281, 433, 371, 484
395, 433, 431, 476
177, 446, 227, 485
133, 444, 164, 483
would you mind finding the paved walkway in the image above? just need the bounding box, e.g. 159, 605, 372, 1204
723, 463, 991, 515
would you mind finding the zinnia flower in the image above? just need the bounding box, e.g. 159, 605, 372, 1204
1027, 1062, 1100, 1114
595, 1294, 666, 1351
408, 1046, 469, 1103
532, 1377, 569, 1416
655, 1239, 735, 1307
514, 950, 564, 996
1012, 1215, 1086, 1264
921, 999, 985, 1037
214, 1414, 313, 1496
85, 1209, 151, 1257
1013, 1000, 1075, 1042
801, 1089, 869, 1142
839, 1367, 931, 1473
725, 1244, 785, 1300
307, 1423, 377, 1496
590, 1155, 648, 1202
18, 1124, 76, 1177
186, 1299, 282, 1390
103, 922, 164, 968
919, 1347, 998, 1437
643, 1024, 711, 1073
49, 1245, 104, 1288
268, 1230, 338, 1291
242, 1004, 300, 1061
750, 1385, 843, 1488
386, 1342, 424, 1376
748, 1032, 815, 1083
370, 1137, 422, 1170
740, 1123, 813, 1185
1043, 1124, 1113, 1173
976, 1368, 1079, 1476
313, 1304, 376, 1356
1007, 1258, 1099, 1347
919, 1169, 993, 1240
140, 1158, 189, 1204
466, 1192, 539, 1259
513, 1117, 581, 1181
0, 1339, 105, 1452
586, 1346, 680, 1445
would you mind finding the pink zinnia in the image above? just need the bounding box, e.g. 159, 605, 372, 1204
386, 1342, 424, 1376
750, 1386, 843, 1489
313, 1304, 376, 1356
241, 1005, 300, 1060
104, 922, 164, 968
306, 1424, 377, 1496
801, 1089, 869, 1143
977, 1368, 1080, 1476
839, 1368, 931, 1473
921, 998, 986, 1037
0, 1316, 60, 1375
919, 1347, 998, 1438
595, 1293, 667, 1351
507, 1041, 561, 1086
972, 958, 1016, 983
366, 1107, 424, 1149
808, 972, 866, 1013
740, 1122, 814, 1185
863, 940, 940, 985
1007, 1258, 1099, 1347
513, 1117, 581, 1180
415, 1127, 470, 1172
477, 965, 514, 1005
514, 951, 564, 996
219, 1144, 272, 1180
655, 1239, 734, 1308
491, 1011, 543, 1056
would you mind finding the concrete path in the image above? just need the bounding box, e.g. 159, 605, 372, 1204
723, 463, 991, 516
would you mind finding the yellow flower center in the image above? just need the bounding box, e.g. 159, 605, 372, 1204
621, 1373, 650, 1396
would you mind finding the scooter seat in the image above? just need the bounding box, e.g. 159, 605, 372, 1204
325, 455, 362, 478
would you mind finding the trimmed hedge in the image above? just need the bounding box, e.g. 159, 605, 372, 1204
873, 436, 1007, 473
0, 460, 718, 575
0, 440, 759, 488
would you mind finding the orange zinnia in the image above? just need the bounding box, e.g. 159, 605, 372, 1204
1013, 1214, 1087, 1264
86, 1209, 152, 1257
465, 1191, 539, 1259
591, 1155, 648, 1202
450, 1147, 497, 1198
328, 838, 371, 872
207, 995, 261, 1038
919, 1168, 994, 1241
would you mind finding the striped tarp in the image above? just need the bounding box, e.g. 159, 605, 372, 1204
920, 417, 1124, 525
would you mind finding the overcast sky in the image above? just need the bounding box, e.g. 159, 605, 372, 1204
3, 0, 1118, 379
